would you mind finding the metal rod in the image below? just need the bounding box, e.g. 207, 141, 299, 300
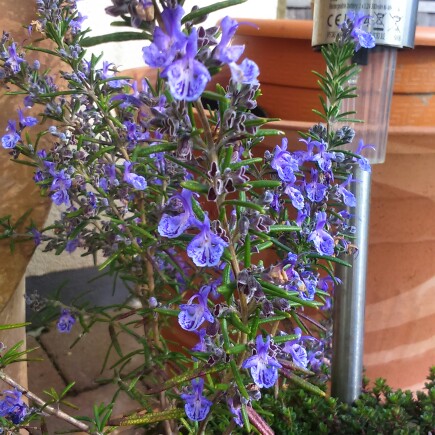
331, 165, 371, 403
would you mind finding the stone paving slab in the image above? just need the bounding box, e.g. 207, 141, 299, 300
27, 335, 66, 398
29, 383, 145, 434
39, 316, 145, 392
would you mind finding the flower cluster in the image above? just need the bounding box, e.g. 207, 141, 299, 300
142, 7, 259, 101
0, 1, 374, 432
0, 389, 30, 425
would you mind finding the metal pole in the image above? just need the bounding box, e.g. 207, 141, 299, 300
331, 166, 371, 403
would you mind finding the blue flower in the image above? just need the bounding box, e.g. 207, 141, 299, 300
158, 189, 195, 238
282, 327, 321, 370
163, 28, 211, 101
50, 169, 72, 207
296, 203, 311, 227
142, 5, 187, 68
51, 169, 72, 191
65, 238, 79, 253
17, 109, 37, 128
187, 215, 228, 267
51, 189, 71, 207
356, 138, 373, 172
305, 169, 328, 203
1, 120, 21, 149
312, 140, 335, 172
227, 397, 243, 427
282, 332, 308, 369
284, 340, 308, 369
336, 174, 356, 207
229, 58, 260, 85
308, 211, 335, 256
0, 389, 29, 424
5, 43, 25, 73
30, 227, 41, 246
192, 328, 207, 354
99, 163, 119, 191
242, 335, 282, 388
214, 17, 244, 64
70, 12, 87, 34
285, 185, 304, 210
178, 287, 214, 331
347, 11, 376, 51
271, 138, 299, 183
123, 161, 147, 190
299, 270, 318, 301
181, 378, 212, 422
124, 120, 149, 146
57, 309, 76, 333
99, 61, 128, 88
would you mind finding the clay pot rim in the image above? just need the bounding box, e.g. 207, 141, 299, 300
268, 120, 435, 136
234, 19, 435, 47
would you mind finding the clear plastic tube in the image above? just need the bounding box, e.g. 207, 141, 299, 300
341, 46, 397, 164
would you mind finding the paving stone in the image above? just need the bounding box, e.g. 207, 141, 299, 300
39, 315, 145, 392
31, 383, 146, 434
27, 335, 66, 398
0, 279, 27, 391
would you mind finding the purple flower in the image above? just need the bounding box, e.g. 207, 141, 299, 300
347, 11, 376, 51
356, 138, 373, 172
308, 211, 335, 256
158, 189, 195, 238
57, 309, 76, 333
192, 328, 207, 353
17, 109, 37, 128
0, 389, 29, 424
270, 192, 282, 212
285, 185, 304, 210
305, 169, 328, 203
1, 120, 21, 149
163, 28, 211, 101
214, 17, 244, 64
299, 270, 318, 301
358, 155, 371, 172
51, 189, 71, 207
271, 138, 299, 183
30, 227, 41, 246
70, 12, 87, 33
187, 215, 228, 267
181, 378, 212, 422
229, 58, 260, 85
51, 169, 72, 191
308, 347, 324, 372
178, 287, 214, 331
242, 335, 282, 388
336, 174, 356, 207
124, 120, 149, 145
99, 163, 119, 191
123, 161, 147, 190
65, 238, 79, 253
142, 5, 187, 68
227, 397, 243, 427
100, 61, 128, 88
5, 43, 25, 73
50, 169, 72, 207
282, 329, 308, 369
312, 140, 335, 172
296, 203, 311, 227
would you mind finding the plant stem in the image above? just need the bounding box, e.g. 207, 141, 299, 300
194, 100, 217, 163
0, 371, 91, 433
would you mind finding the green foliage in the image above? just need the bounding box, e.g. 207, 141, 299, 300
260, 368, 435, 434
